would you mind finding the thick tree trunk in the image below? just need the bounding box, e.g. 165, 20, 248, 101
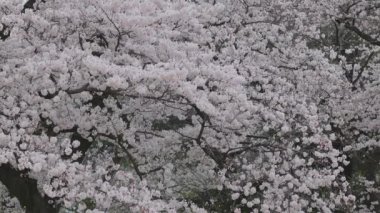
0, 164, 59, 213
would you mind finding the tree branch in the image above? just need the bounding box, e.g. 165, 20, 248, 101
344, 22, 380, 46
0, 164, 59, 213
98, 7, 122, 52
352, 51, 377, 85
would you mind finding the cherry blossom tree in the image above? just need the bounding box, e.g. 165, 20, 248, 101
0, 0, 379, 212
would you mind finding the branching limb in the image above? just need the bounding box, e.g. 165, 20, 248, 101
98, 6, 122, 52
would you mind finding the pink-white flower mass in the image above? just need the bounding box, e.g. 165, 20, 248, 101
0, 0, 379, 212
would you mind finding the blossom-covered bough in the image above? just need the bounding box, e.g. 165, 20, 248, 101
0, 0, 379, 212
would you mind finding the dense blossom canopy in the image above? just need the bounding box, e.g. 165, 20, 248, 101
0, 0, 379, 212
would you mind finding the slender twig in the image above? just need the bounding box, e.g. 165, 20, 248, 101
344, 22, 380, 46
98, 6, 122, 51
352, 51, 377, 85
